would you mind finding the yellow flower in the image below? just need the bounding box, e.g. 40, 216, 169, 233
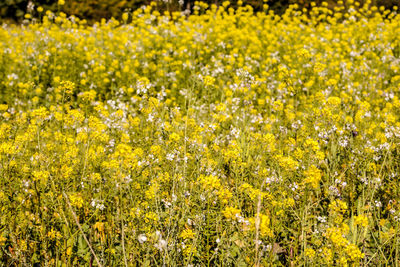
32, 170, 50, 184
249, 213, 273, 238
354, 215, 368, 227
69, 193, 84, 209
122, 13, 129, 22
204, 75, 216, 87
180, 229, 195, 240
304, 165, 322, 189
78, 90, 97, 102
0, 105, 8, 112
198, 175, 221, 191
345, 244, 364, 262
47, 229, 62, 240
305, 247, 316, 259
0, 235, 6, 246
169, 132, 180, 143
222, 206, 241, 220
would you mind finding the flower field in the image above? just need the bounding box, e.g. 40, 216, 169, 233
1, 0, 400, 265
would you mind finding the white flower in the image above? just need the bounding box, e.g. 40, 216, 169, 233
138, 234, 147, 244
155, 239, 167, 250
317, 216, 327, 223
166, 153, 175, 161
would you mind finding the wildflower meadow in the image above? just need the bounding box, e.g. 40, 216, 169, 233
0, 0, 400, 265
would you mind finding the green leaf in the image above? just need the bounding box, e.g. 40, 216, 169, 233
77, 235, 89, 258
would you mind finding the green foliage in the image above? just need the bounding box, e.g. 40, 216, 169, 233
0, 0, 29, 20
61, 0, 146, 21
1, 0, 400, 23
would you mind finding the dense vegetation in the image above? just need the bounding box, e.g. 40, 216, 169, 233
1, 0, 400, 22
1, 0, 400, 265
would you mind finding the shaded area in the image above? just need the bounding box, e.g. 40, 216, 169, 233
1, 0, 400, 23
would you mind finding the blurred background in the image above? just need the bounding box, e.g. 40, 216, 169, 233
1, 0, 399, 23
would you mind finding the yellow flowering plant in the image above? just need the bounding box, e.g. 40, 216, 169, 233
0, 1, 399, 265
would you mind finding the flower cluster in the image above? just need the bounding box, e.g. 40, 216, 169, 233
0, 0, 399, 265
